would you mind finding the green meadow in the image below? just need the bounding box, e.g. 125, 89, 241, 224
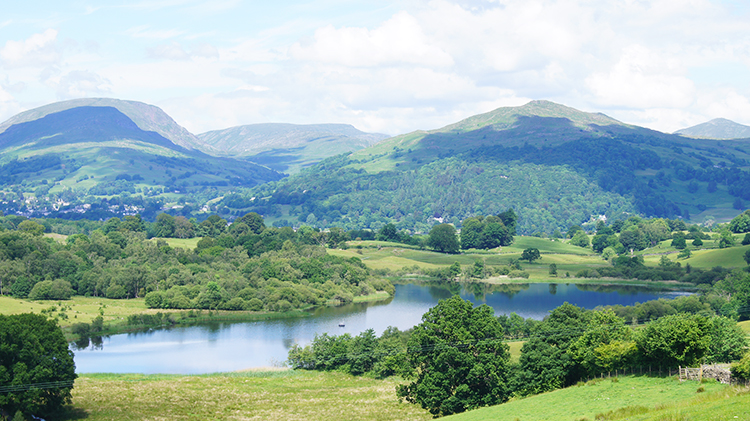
65, 370, 432, 421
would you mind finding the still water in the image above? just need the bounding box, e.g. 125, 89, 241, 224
73, 283, 688, 374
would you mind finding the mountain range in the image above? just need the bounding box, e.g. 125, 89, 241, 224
196, 123, 387, 174
1, 97, 749, 231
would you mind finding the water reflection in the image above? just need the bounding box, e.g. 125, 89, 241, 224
72, 282, 686, 374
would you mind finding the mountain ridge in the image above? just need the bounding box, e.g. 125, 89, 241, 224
196, 122, 389, 174
0, 98, 204, 150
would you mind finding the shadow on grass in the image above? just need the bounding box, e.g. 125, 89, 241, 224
56, 406, 89, 420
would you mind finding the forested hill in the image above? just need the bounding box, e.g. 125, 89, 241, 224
196, 123, 388, 174
223, 100, 750, 234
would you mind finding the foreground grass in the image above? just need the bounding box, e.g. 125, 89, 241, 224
65, 370, 431, 421
445, 375, 736, 421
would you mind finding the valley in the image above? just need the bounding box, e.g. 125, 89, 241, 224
2, 98, 750, 420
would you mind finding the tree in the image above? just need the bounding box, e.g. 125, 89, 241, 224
677, 248, 692, 259
570, 231, 590, 248
377, 223, 399, 242
718, 229, 736, 249
745, 249, 750, 266
521, 248, 541, 264
397, 296, 511, 416
235, 212, 265, 234
671, 234, 686, 250
427, 224, 459, 254
742, 233, 750, 246
548, 263, 558, 276
692, 237, 703, 247
0, 314, 77, 417
635, 313, 710, 368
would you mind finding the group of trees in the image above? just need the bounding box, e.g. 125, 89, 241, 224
0, 213, 393, 312
0, 314, 77, 419
288, 297, 749, 416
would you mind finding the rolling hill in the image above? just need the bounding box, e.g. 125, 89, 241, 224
0, 100, 283, 220
675, 118, 750, 140
196, 123, 388, 174
223, 100, 750, 233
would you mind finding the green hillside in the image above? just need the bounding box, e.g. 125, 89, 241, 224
222, 101, 750, 233
444, 376, 743, 421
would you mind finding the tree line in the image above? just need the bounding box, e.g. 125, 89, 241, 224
287, 296, 749, 417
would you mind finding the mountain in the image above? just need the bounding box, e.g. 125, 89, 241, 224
196, 123, 388, 174
0, 98, 204, 150
674, 118, 750, 140
0, 100, 282, 220
221, 100, 750, 233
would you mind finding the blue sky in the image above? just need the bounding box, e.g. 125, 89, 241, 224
1, 0, 749, 135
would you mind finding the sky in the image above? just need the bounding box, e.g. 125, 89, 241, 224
1, 0, 749, 136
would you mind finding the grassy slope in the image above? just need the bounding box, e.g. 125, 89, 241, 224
333, 236, 747, 285
444, 376, 742, 421
66, 370, 431, 421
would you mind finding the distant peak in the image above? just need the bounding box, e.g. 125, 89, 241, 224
674, 118, 750, 139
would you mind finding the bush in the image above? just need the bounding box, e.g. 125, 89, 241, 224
71, 322, 91, 338
28, 280, 73, 300
508, 270, 530, 279
731, 352, 750, 381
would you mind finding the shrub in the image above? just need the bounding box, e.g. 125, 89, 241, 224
508, 270, 530, 279
28, 280, 73, 300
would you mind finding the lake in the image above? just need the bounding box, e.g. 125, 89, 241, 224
72, 282, 688, 374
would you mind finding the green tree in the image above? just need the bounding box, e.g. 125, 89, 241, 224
728, 210, 750, 233
619, 228, 647, 251
377, 223, 399, 242
743, 233, 750, 246
397, 296, 511, 416
521, 247, 541, 264
427, 224, 459, 254
235, 212, 265, 235
692, 237, 703, 247
153, 213, 176, 238
548, 263, 557, 276
514, 303, 590, 395
570, 231, 590, 248
671, 233, 686, 249
17, 220, 44, 236
0, 313, 77, 417
635, 313, 710, 368
718, 229, 736, 248
744, 249, 750, 266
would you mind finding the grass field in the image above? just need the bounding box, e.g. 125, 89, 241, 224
157, 237, 201, 249
65, 370, 431, 421
0, 295, 157, 327
445, 375, 744, 421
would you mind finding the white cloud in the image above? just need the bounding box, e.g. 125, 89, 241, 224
125, 25, 185, 40
703, 91, 750, 125
148, 42, 191, 60
46, 70, 113, 100
289, 11, 454, 67
585, 45, 696, 109
1, 29, 60, 68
